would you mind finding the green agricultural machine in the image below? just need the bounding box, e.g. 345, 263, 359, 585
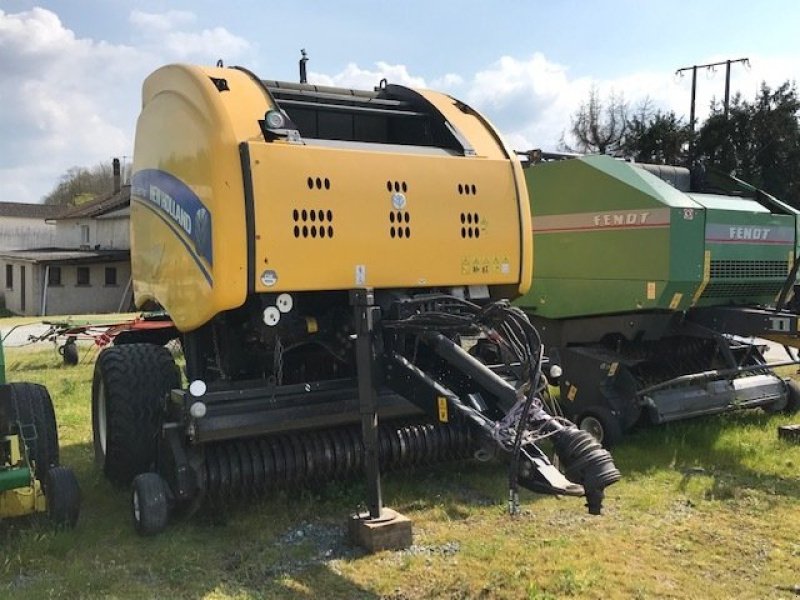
0, 332, 80, 526
518, 154, 800, 445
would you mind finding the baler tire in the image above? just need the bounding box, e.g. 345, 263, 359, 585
783, 379, 800, 414
45, 466, 81, 529
92, 344, 179, 487
2, 383, 60, 483
132, 472, 169, 536
578, 407, 623, 449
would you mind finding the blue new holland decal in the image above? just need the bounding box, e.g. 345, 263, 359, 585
132, 169, 214, 283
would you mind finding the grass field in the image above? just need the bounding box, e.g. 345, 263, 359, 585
2, 340, 800, 599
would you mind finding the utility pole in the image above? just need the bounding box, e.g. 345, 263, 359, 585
676, 57, 750, 133
675, 57, 749, 165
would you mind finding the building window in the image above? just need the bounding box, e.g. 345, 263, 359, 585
5, 264, 12, 289
76, 266, 90, 286
105, 267, 117, 286
80, 224, 90, 246
48, 266, 62, 286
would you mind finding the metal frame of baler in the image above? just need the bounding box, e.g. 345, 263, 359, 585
134, 289, 620, 536
530, 303, 800, 443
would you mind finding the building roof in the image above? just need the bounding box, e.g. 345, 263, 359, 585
0, 248, 129, 265
53, 185, 131, 220
0, 202, 65, 219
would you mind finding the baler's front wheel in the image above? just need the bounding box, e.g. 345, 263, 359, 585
578, 407, 623, 448
92, 344, 179, 487
2, 383, 60, 482
132, 472, 169, 536
45, 466, 81, 528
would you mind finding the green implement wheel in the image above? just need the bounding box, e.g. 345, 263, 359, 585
0, 383, 60, 482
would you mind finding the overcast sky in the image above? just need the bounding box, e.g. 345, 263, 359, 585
2, 1, 800, 203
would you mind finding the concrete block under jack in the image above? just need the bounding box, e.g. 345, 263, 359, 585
348, 507, 413, 552
778, 424, 800, 443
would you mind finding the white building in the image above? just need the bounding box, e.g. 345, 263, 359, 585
0, 202, 61, 252
0, 185, 132, 316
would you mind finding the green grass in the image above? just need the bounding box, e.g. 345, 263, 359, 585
2, 344, 800, 599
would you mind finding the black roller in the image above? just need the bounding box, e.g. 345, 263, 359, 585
247, 439, 265, 494
203, 421, 474, 499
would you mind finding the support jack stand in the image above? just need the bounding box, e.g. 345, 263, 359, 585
349, 289, 413, 552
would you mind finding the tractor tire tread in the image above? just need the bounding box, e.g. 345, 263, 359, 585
92, 344, 179, 486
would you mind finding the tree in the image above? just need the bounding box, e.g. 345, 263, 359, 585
695, 81, 800, 206
622, 108, 692, 165
562, 86, 629, 155
43, 161, 116, 207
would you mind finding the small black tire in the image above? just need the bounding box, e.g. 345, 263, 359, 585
0, 383, 60, 482
577, 407, 624, 449
92, 344, 179, 487
45, 466, 81, 529
783, 379, 800, 414
132, 473, 169, 536
59, 338, 79, 366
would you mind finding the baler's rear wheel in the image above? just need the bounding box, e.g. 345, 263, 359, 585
45, 466, 81, 528
2, 383, 60, 482
131, 472, 169, 536
92, 344, 180, 486
578, 407, 623, 448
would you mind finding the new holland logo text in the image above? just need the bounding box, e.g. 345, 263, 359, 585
149, 185, 192, 237
728, 226, 770, 240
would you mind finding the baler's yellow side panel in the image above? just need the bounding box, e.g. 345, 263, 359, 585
511, 158, 533, 296
416, 90, 532, 295
132, 65, 272, 331
247, 143, 522, 293
414, 89, 507, 159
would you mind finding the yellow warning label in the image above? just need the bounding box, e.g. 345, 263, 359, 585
646, 281, 656, 300
567, 385, 577, 402
669, 292, 683, 310
691, 250, 712, 306
305, 317, 319, 334
437, 396, 449, 423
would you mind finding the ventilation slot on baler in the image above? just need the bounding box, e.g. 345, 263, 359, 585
293, 208, 334, 239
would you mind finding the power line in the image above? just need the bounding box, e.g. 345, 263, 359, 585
676, 57, 750, 166
676, 57, 750, 132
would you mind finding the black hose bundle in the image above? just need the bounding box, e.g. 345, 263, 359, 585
383, 296, 621, 514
